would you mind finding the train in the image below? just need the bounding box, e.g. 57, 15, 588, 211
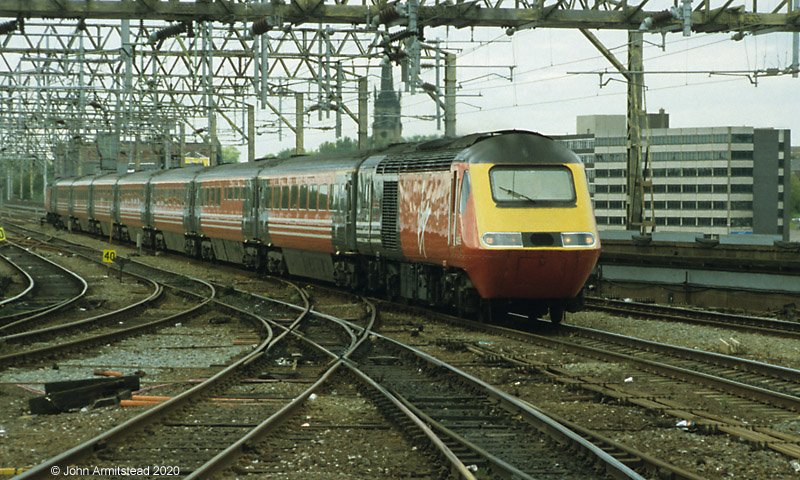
45, 130, 600, 323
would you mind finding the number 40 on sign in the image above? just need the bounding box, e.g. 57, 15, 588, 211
103, 249, 116, 263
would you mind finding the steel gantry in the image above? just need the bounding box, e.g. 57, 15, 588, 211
0, 0, 798, 216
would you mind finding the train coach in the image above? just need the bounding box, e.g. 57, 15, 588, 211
46, 130, 600, 322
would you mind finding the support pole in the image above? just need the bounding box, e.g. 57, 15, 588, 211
295, 92, 305, 155
358, 77, 368, 150
626, 31, 644, 232
248, 104, 256, 162
444, 53, 456, 138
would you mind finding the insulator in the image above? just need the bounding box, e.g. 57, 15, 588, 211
148, 23, 188, 45
378, 6, 400, 25
0, 20, 18, 35
420, 63, 435, 69
251, 17, 273, 35
387, 28, 415, 43
420, 82, 436, 92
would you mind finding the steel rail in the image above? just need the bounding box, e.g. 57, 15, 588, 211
0, 239, 88, 329
0, 279, 162, 345
0, 244, 35, 307
587, 296, 800, 338
13, 282, 281, 480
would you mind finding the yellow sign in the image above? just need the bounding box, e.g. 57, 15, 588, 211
102, 249, 117, 263
0, 227, 5, 242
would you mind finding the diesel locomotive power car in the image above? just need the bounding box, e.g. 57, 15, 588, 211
46, 130, 600, 322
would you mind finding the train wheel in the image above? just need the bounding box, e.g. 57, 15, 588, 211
549, 306, 564, 324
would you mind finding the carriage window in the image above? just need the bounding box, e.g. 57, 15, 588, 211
309, 185, 318, 210
299, 185, 308, 210
216, 187, 221, 205
290, 185, 298, 209
263, 185, 272, 208
489, 166, 575, 206
319, 185, 329, 210
281, 186, 289, 209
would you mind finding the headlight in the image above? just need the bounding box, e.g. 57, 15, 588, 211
481, 232, 523, 248
561, 232, 597, 248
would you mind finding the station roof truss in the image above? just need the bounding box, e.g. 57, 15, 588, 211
0, 0, 798, 178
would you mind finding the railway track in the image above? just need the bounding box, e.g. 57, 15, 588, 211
0, 239, 88, 330
0, 228, 216, 369
393, 307, 800, 463
586, 296, 800, 338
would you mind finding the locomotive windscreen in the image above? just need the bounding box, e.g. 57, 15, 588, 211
489, 166, 576, 205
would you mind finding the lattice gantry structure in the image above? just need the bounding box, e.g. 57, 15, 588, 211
0, 0, 798, 208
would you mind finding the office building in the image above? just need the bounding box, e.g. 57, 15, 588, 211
555, 114, 791, 239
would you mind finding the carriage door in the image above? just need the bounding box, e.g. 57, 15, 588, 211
242, 178, 258, 240
332, 172, 356, 253
183, 182, 196, 233
448, 171, 458, 248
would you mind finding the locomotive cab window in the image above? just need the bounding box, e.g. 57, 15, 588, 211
489, 166, 575, 207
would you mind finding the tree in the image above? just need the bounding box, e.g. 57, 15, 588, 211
220, 145, 241, 164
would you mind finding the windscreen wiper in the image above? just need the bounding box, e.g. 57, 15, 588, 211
499, 186, 537, 203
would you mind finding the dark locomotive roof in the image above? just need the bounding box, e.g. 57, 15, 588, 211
456, 130, 581, 166
374, 130, 579, 174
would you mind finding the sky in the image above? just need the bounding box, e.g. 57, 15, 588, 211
251, 15, 799, 157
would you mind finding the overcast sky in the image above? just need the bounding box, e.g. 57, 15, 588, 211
253, 11, 799, 156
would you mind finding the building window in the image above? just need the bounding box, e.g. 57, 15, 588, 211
713, 218, 727, 226
713, 185, 727, 194
698, 217, 712, 226
682, 201, 696, 209
713, 201, 727, 210
731, 167, 753, 177
712, 168, 727, 176
731, 133, 753, 143
667, 201, 681, 209
683, 217, 697, 227
667, 217, 681, 226
731, 217, 753, 228
698, 185, 712, 193
731, 184, 753, 193
731, 150, 753, 160
731, 201, 752, 210
683, 185, 697, 193
667, 185, 681, 193
698, 201, 712, 209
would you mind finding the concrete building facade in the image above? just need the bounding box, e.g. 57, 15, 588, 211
556, 115, 791, 239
